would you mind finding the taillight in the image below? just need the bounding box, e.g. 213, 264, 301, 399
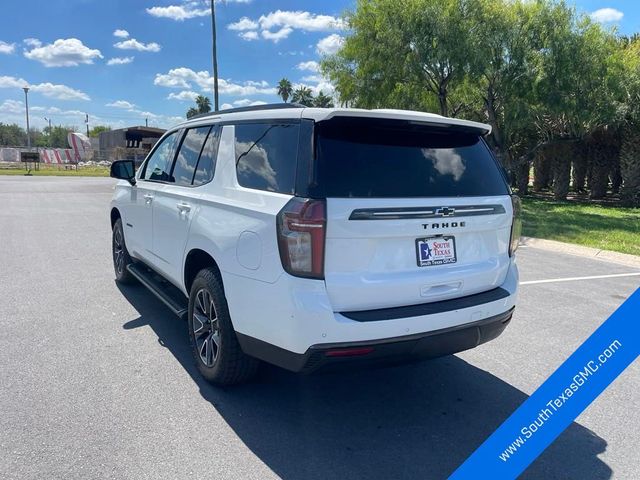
277, 197, 326, 279
509, 195, 522, 257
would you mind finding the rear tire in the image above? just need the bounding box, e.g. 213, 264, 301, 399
112, 218, 136, 284
188, 268, 259, 385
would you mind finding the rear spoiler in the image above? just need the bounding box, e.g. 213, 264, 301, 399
315, 109, 492, 136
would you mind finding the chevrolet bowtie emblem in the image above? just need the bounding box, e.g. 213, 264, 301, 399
435, 207, 456, 217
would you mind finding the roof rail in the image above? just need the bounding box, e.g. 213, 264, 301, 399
187, 103, 306, 121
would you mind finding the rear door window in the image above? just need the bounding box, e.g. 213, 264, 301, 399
311, 118, 509, 198
171, 126, 211, 186
193, 126, 220, 186
235, 123, 299, 194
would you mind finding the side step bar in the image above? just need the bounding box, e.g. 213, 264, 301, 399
127, 263, 189, 320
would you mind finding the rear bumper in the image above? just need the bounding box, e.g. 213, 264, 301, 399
237, 307, 514, 373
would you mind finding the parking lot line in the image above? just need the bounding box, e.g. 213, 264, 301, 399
520, 272, 640, 285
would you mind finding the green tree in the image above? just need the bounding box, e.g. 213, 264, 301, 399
291, 86, 315, 106
89, 125, 111, 138
48, 126, 76, 148
0, 123, 27, 146
619, 36, 640, 206
277, 78, 293, 102
322, 0, 474, 116
186, 95, 212, 118
314, 91, 334, 108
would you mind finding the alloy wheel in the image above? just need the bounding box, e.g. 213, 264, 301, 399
113, 227, 125, 275
192, 288, 220, 367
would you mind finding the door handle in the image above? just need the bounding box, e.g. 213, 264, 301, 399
143, 194, 154, 204
177, 203, 192, 212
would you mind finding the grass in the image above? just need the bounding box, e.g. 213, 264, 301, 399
521, 197, 640, 256
0, 165, 109, 177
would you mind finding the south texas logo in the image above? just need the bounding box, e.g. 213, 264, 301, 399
421, 242, 433, 260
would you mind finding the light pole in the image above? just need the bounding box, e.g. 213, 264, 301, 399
210, 0, 219, 111
23, 87, 31, 149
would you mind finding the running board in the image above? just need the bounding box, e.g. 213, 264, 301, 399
127, 263, 188, 320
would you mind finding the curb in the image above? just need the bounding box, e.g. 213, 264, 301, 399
520, 237, 640, 269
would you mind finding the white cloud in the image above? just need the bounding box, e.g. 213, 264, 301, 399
244, 80, 269, 87
106, 100, 136, 109
113, 29, 130, 38
0, 76, 26, 89
590, 8, 623, 23
30, 82, 91, 101
0, 76, 90, 101
239, 31, 259, 41
297, 60, 319, 72
146, 4, 210, 21
107, 56, 134, 66
23, 38, 41, 48
317, 34, 344, 55
38, 106, 86, 116
154, 67, 277, 96
0, 99, 24, 114
227, 10, 345, 43
261, 27, 293, 43
137, 110, 160, 119
0, 41, 15, 55
220, 103, 234, 110
228, 17, 258, 31
301, 74, 323, 83
168, 90, 199, 101
258, 10, 345, 32
232, 98, 267, 107
23, 38, 102, 67
301, 80, 335, 96
114, 38, 161, 52
147, 0, 252, 21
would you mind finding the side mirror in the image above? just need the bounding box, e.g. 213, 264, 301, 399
110, 160, 136, 185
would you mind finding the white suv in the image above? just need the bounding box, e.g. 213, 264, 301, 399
110, 105, 520, 385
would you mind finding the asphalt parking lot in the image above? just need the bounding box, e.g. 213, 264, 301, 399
1, 176, 638, 480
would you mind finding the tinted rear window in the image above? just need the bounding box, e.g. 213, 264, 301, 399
193, 126, 220, 186
311, 118, 509, 198
172, 126, 211, 186
235, 123, 299, 194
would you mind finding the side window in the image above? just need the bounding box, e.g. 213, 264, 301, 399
142, 131, 180, 182
172, 126, 211, 186
193, 126, 220, 186
235, 123, 300, 194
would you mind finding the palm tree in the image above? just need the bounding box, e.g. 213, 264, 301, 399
620, 123, 640, 206
186, 107, 199, 119
196, 95, 212, 114
277, 78, 293, 103
314, 91, 334, 108
186, 95, 212, 119
291, 86, 314, 107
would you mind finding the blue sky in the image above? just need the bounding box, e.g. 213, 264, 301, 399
0, 0, 637, 130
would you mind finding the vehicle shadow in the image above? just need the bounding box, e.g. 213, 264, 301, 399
118, 283, 611, 480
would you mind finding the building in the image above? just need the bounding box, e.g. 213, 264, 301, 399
97, 126, 165, 164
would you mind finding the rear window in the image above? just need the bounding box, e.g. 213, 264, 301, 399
311, 118, 509, 198
235, 123, 299, 194
172, 126, 211, 186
